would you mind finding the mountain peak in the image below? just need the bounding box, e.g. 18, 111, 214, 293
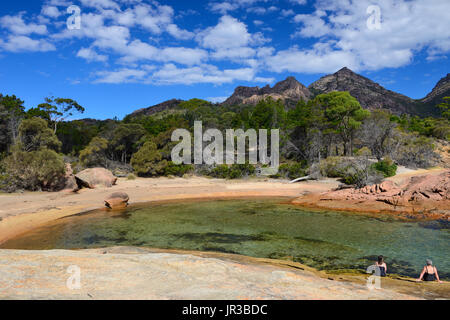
336, 67, 354, 74
272, 76, 304, 93
309, 68, 415, 114
222, 76, 310, 106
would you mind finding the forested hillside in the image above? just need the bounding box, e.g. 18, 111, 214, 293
0, 89, 449, 192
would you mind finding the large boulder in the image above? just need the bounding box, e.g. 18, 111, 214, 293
75, 168, 117, 189
105, 192, 129, 209
63, 163, 79, 192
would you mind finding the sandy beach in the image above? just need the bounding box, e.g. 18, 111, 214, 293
0, 173, 449, 300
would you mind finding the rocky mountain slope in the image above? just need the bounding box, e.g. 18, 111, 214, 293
308, 67, 419, 114
127, 99, 183, 118
222, 76, 312, 107
419, 73, 450, 110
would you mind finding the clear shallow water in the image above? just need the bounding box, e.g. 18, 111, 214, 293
2, 198, 449, 279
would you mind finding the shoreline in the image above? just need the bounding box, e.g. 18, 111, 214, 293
0, 173, 449, 299
0, 176, 339, 245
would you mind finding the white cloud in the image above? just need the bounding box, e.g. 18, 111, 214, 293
247, 7, 266, 15
0, 35, 56, 52
0, 14, 48, 35
166, 24, 194, 40
210, 2, 237, 14
159, 47, 208, 65
79, 0, 120, 10
198, 16, 252, 50
266, 43, 358, 74
94, 63, 269, 85
281, 9, 295, 17
293, 11, 330, 37
95, 68, 148, 83
207, 96, 229, 103
77, 47, 108, 62
46, 0, 72, 6
209, 0, 270, 14
41, 5, 61, 18
151, 63, 263, 85
196, 15, 270, 63
269, 0, 450, 73
289, 0, 307, 5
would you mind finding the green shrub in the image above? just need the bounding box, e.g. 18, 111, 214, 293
209, 164, 230, 178
319, 156, 353, 177
18, 117, 61, 152
164, 162, 194, 177
2, 148, 66, 191
131, 141, 166, 177
390, 132, 437, 168
208, 163, 255, 179
339, 167, 384, 188
318, 156, 384, 188
126, 173, 137, 180
79, 136, 109, 168
229, 163, 256, 179
371, 157, 397, 177
276, 162, 307, 179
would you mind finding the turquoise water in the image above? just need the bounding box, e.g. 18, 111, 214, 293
1, 198, 449, 279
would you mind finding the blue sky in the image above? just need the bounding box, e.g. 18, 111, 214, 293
0, 0, 449, 120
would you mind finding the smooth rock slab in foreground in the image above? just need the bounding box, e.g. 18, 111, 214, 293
0, 248, 429, 300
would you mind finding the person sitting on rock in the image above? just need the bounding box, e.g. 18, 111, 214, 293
375, 255, 387, 277
417, 259, 442, 283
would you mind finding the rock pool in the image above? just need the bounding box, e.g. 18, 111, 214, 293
1, 198, 448, 279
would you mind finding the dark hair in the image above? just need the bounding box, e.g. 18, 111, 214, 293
377, 255, 384, 264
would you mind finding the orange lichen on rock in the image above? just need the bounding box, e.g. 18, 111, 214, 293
293, 171, 450, 220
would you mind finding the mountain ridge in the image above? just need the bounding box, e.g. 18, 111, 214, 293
128, 68, 449, 118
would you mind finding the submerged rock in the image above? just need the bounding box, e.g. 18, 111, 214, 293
75, 168, 117, 189
105, 192, 129, 209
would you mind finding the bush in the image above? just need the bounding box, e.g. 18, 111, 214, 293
79, 137, 108, 168
126, 173, 136, 180
1, 148, 66, 191
372, 157, 397, 177
164, 162, 194, 177
18, 117, 61, 152
389, 132, 437, 168
339, 168, 384, 187
208, 163, 255, 179
319, 156, 353, 178
131, 141, 166, 177
318, 156, 384, 188
274, 162, 307, 179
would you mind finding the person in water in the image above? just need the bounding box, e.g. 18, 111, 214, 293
417, 259, 443, 283
375, 255, 387, 277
